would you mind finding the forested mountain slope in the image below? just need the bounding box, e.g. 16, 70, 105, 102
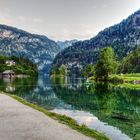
0, 24, 61, 73
119, 48, 140, 73
53, 9, 140, 74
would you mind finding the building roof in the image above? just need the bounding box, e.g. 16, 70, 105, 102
3, 70, 15, 74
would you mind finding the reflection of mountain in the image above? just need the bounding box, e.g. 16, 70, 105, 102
1, 76, 140, 139
52, 81, 140, 140
0, 76, 72, 110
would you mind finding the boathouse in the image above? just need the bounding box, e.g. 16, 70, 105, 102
2, 70, 15, 78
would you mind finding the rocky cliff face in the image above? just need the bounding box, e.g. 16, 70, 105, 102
0, 24, 61, 73
53, 9, 140, 74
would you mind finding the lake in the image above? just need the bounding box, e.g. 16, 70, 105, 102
0, 75, 140, 140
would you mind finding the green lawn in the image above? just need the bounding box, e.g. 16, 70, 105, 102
110, 73, 140, 82
117, 83, 140, 90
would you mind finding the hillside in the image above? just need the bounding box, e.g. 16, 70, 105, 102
0, 56, 38, 76
0, 24, 61, 73
53, 9, 140, 74
119, 48, 140, 73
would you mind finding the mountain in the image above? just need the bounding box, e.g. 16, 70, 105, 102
0, 24, 61, 73
57, 40, 78, 50
53, 9, 140, 75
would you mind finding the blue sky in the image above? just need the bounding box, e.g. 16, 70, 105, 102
0, 0, 140, 41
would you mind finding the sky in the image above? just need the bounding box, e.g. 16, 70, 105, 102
0, 0, 140, 41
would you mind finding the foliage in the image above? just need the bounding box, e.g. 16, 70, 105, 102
0, 56, 38, 76
51, 79, 140, 139
53, 9, 140, 75
117, 83, 140, 90
0, 24, 61, 73
82, 64, 95, 78
108, 75, 124, 83
95, 47, 118, 81
110, 74, 140, 83
51, 64, 67, 76
59, 64, 67, 75
118, 47, 140, 73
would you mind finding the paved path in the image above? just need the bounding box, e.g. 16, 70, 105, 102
0, 94, 94, 140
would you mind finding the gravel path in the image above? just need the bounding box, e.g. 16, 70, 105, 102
0, 94, 94, 140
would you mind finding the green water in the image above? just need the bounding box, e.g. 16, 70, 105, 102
0, 76, 140, 140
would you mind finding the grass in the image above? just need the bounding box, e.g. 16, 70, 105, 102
89, 74, 140, 89
106, 73, 140, 85
89, 73, 140, 82
7, 94, 110, 140
117, 83, 140, 90
118, 73, 140, 77
110, 74, 140, 83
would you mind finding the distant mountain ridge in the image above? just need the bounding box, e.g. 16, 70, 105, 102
53, 9, 140, 74
0, 24, 61, 73
57, 40, 78, 50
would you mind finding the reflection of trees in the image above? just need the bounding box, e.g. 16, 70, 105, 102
51, 76, 83, 90
0, 76, 66, 110
0, 77, 38, 96
51, 78, 140, 139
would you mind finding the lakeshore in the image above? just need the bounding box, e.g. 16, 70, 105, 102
0, 93, 110, 140
0, 75, 139, 140
0, 93, 93, 140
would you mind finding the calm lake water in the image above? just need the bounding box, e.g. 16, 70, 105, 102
0, 75, 140, 140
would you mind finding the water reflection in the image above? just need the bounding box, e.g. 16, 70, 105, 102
51, 77, 140, 140
0, 76, 139, 140
53, 109, 131, 140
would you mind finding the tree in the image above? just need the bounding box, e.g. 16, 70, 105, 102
51, 65, 67, 76
95, 47, 118, 81
59, 64, 67, 76
118, 47, 140, 73
82, 64, 94, 78
0, 55, 38, 76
